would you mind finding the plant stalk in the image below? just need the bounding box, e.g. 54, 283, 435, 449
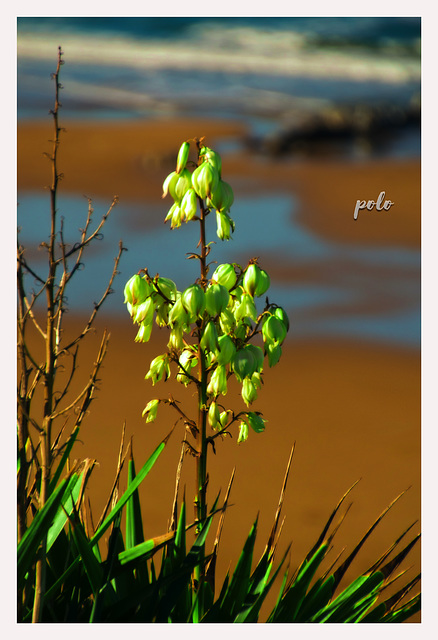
32, 46, 63, 624
193, 185, 210, 620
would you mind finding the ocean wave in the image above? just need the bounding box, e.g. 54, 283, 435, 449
17, 27, 420, 84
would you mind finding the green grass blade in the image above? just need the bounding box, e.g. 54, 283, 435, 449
272, 543, 329, 622
235, 545, 290, 623
118, 531, 175, 566
48, 426, 80, 494
91, 433, 170, 547
46, 470, 83, 551
69, 513, 104, 597
360, 601, 387, 622
125, 453, 145, 550
217, 518, 258, 621
293, 574, 336, 622
311, 572, 384, 623
381, 594, 421, 623
17, 476, 74, 586
174, 500, 186, 564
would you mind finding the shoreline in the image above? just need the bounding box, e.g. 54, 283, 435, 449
18, 118, 420, 249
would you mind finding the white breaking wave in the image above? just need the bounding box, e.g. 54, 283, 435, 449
17, 27, 420, 85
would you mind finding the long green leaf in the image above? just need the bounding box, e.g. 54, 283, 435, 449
217, 519, 258, 621
69, 512, 105, 597
311, 572, 384, 623
17, 475, 76, 586
235, 545, 290, 623
118, 531, 174, 565
272, 543, 329, 622
125, 453, 145, 550
46, 471, 83, 551
293, 574, 336, 622
91, 433, 170, 547
48, 426, 80, 494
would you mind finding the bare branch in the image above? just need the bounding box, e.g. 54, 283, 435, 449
95, 422, 129, 532
60, 241, 125, 354
60, 196, 119, 265
50, 331, 109, 421
23, 298, 47, 340
17, 249, 46, 287
52, 347, 79, 412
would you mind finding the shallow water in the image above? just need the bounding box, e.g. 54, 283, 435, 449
17, 188, 420, 347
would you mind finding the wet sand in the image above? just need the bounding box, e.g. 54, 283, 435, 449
17, 119, 420, 248
17, 118, 421, 620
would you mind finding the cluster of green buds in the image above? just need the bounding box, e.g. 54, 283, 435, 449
124, 138, 290, 444
162, 140, 235, 240
124, 257, 289, 442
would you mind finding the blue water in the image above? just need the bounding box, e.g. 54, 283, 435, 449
17, 190, 420, 348
17, 17, 421, 159
16, 18, 421, 347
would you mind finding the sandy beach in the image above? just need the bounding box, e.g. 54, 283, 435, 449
17, 118, 421, 620
18, 119, 420, 248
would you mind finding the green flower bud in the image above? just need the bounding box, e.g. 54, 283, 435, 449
176, 141, 190, 174
265, 342, 282, 368
142, 399, 160, 423
242, 264, 261, 297
216, 211, 235, 241
241, 377, 258, 407
124, 274, 150, 306
208, 401, 221, 429
154, 277, 177, 303
234, 320, 250, 341
181, 188, 197, 221
176, 349, 198, 385
251, 371, 263, 390
168, 295, 189, 327
215, 334, 236, 366
165, 202, 179, 223
133, 297, 155, 325
262, 314, 287, 346
219, 308, 236, 334
246, 411, 266, 433
246, 344, 264, 372
274, 306, 290, 331
135, 320, 153, 343
234, 293, 258, 323
170, 204, 183, 229
192, 161, 219, 199
173, 168, 192, 203
200, 146, 222, 176
200, 320, 219, 352
219, 409, 232, 428
207, 364, 228, 396
255, 269, 270, 297
167, 325, 185, 351
155, 301, 170, 327
208, 179, 234, 213
211, 263, 237, 290
237, 421, 249, 444
205, 283, 230, 317
145, 354, 171, 385
162, 171, 179, 200
181, 284, 205, 319
232, 347, 256, 382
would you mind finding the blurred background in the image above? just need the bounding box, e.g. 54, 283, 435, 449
17, 17, 421, 619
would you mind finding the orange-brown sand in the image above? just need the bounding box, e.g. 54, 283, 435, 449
17, 118, 421, 621
17, 119, 420, 248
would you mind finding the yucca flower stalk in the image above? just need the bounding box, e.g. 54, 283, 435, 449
124, 138, 289, 617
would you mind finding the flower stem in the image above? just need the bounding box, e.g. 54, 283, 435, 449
193, 192, 209, 620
